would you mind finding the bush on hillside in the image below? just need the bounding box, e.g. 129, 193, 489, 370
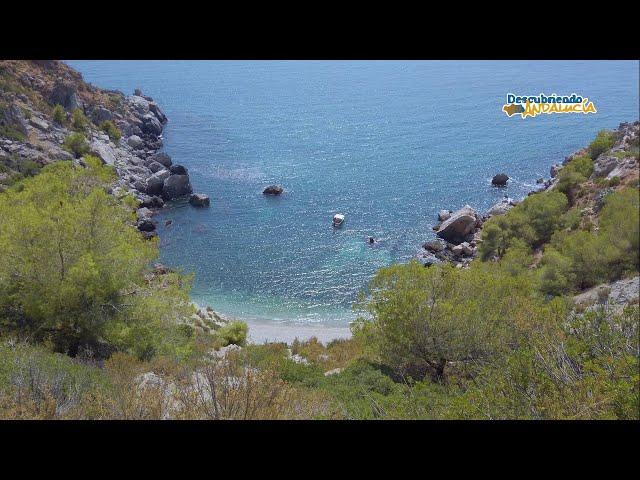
588, 129, 616, 159
63, 132, 89, 158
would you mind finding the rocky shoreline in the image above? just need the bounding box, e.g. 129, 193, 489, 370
419, 120, 639, 268
0, 60, 210, 240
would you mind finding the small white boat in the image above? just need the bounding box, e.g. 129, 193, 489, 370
332, 214, 345, 227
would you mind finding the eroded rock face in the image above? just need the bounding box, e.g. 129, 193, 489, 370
263, 185, 283, 195
162, 174, 192, 200
593, 155, 618, 177
49, 82, 79, 111
1, 104, 29, 136
436, 205, 478, 244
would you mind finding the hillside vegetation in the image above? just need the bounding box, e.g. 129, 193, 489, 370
0, 62, 638, 418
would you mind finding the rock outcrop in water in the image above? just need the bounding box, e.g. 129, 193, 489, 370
263, 185, 284, 195
491, 173, 509, 186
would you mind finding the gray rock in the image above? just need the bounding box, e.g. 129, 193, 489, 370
550, 164, 562, 178
29, 116, 49, 131
436, 205, 478, 244
91, 106, 113, 124
90, 141, 117, 166
324, 368, 343, 376
263, 185, 284, 195
140, 195, 164, 209
127, 135, 144, 149
137, 218, 156, 232
148, 161, 165, 173
141, 114, 162, 135
491, 173, 509, 186
162, 174, 193, 200
438, 209, 451, 221
1, 104, 29, 136
189, 193, 210, 207
148, 102, 167, 123
49, 82, 79, 111
149, 152, 172, 168
487, 198, 514, 217
593, 155, 618, 177
146, 169, 171, 195
128, 95, 150, 115
423, 240, 444, 253
460, 242, 474, 256
169, 164, 188, 175
137, 207, 153, 220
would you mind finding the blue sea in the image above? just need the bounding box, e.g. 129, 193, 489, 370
67, 60, 639, 332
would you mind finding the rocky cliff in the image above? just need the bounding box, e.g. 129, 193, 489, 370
0, 60, 197, 237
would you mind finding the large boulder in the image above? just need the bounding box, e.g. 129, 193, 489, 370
127, 135, 144, 149
49, 82, 79, 111
149, 102, 167, 123
436, 205, 478, 244
146, 169, 171, 195
189, 193, 210, 207
90, 141, 117, 166
91, 106, 113, 124
491, 173, 509, 186
162, 174, 193, 200
141, 114, 163, 136
147, 161, 166, 173
148, 152, 172, 168
169, 164, 188, 175
263, 185, 283, 195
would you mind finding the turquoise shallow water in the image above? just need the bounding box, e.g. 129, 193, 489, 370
67, 60, 639, 328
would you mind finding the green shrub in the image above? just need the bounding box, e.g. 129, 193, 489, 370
52, 104, 66, 124
0, 158, 195, 358
353, 261, 555, 382
63, 132, 89, 158
555, 155, 593, 204
479, 190, 568, 260
99, 120, 121, 142
608, 176, 621, 187
71, 108, 89, 131
217, 321, 248, 347
0, 124, 26, 142
588, 130, 616, 159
